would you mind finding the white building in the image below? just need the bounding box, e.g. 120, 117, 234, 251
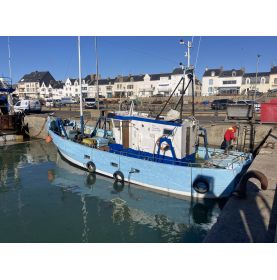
201, 68, 244, 96
17, 68, 201, 100
241, 72, 270, 95
16, 71, 56, 99
85, 68, 201, 98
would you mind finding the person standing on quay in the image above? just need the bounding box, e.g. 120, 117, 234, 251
221, 126, 237, 154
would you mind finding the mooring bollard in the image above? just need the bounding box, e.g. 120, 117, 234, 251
233, 170, 268, 199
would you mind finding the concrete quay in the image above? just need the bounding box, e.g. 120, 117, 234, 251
23, 111, 272, 150
204, 127, 277, 242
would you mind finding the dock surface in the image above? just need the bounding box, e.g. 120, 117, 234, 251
204, 128, 277, 242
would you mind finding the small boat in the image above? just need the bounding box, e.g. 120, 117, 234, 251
47, 37, 252, 199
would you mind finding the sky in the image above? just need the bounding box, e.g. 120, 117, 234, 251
1, 36, 277, 84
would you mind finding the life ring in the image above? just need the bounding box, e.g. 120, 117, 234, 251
86, 161, 96, 173
193, 178, 210, 194
113, 170, 124, 182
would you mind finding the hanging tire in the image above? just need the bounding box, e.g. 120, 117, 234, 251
193, 178, 210, 194
86, 161, 96, 173
113, 170, 124, 182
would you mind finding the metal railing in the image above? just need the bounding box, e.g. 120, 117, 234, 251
109, 147, 249, 169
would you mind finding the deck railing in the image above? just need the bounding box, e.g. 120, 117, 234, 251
109, 148, 249, 169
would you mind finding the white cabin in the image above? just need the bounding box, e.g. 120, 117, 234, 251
111, 115, 196, 160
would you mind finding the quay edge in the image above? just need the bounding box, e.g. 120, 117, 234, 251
204, 127, 277, 242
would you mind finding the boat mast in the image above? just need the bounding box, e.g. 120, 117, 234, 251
8, 36, 12, 84
95, 37, 100, 110
78, 36, 84, 136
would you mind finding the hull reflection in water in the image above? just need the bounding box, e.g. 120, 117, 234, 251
0, 141, 222, 242
52, 152, 222, 241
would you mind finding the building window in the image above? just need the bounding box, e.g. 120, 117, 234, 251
127, 85, 133, 89
232, 71, 236, 77
246, 78, 250, 84
260, 77, 266, 84
274, 78, 277, 84
223, 80, 236, 84
209, 79, 213, 85
208, 87, 213, 93
211, 71, 215, 77
117, 84, 122, 89
106, 86, 112, 90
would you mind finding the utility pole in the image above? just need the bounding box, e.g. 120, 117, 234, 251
95, 37, 100, 111
253, 54, 260, 123
253, 55, 260, 103
250, 54, 260, 152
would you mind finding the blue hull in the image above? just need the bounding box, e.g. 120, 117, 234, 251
49, 130, 252, 199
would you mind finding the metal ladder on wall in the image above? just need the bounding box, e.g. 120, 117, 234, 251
242, 125, 255, 152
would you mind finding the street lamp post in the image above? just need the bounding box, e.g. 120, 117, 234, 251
250, 54, 260, 152
254, 54, 261, 103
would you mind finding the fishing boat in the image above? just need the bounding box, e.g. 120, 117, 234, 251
47, 37, 252, 199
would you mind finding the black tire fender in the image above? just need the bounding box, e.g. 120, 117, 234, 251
86, 161, 96, 173
113, 170, 124, 182
193, 178, 210, 194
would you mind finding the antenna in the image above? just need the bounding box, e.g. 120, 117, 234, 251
179, 39, 192, 68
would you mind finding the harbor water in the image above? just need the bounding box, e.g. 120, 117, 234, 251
0, 140, 223, 242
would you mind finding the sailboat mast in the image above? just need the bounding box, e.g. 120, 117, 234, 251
8, 36, 12, 84
78, 36, 84, 135
95, 37, 99, 110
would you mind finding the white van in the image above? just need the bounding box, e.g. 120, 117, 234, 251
84, 98, 96, 109
45, 98, 54, 107
61, 97, 77, 105
14, 99, 41, 113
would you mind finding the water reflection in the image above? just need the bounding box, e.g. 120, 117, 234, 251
53, 150, 221, 242
0, 141, 223, 242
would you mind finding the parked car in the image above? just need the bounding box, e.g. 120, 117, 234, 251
267, 89, 277, 97
84, 98, 96, 109
91, 100, 105, 109
39, 99, 46, 106
53, 99, 62, 107
235, 100, 261, 112
210, 99, 234, 110
96, 100, 105, 109
61, 97, 77, 105
14, 99, 41, 114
